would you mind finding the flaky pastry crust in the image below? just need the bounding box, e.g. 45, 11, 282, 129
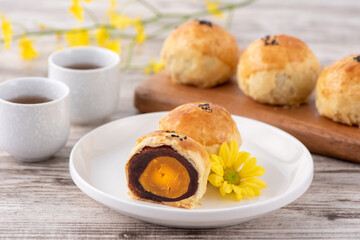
161, 20, 240, 88
237, 34, 320, 106
316, 54, 360, 126
158, 102, 241, 155
126, 130, 210, 209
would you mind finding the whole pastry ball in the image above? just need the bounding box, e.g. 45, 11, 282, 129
237, 34, 320, 106
316, 55, 360, 126
161, 20, 240, 88
158, 102, 241, 154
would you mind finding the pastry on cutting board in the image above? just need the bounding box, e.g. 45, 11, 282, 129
125, 130, 210, 209
161, 19, 240, 88
316, 54, 360, 126
237, 34, 320, 106
158, 102, 241, 155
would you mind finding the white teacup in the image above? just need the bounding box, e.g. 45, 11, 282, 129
0, 77, 70, 162
48, 46, 120, 124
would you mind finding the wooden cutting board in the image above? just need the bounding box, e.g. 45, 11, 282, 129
134, 71, 360, 163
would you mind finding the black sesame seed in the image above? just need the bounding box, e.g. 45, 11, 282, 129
166, 130, 170, 133
198, 103, 212, 112
171, 134, 179, 138
171, 131, 175, 133
262, 35, 279, 46
179, 138, 183, 141
354, 55, 360, 62
184, 136, 187, 139
261, 35, 270, 41
197, 20, 212, 27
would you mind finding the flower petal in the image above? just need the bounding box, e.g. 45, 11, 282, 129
208, 173, 223, 187
18, 37, 38, 60
252, 187, 261, 196
210, 154, 224, 168
244, 186, 255, 197
219, 184, 226, 196
233, 186, 243, 201
248, 166, 266, 177
229, 140, 239, 166
233, 151, 250, 171
243, 177, 267, 188
219, 142, 231, 168
219, 181, 232, 196
239, 157, 257, 176
210, 161, 224, 176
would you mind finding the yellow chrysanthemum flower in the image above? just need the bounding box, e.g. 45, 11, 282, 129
56, 31, 62, 40
103, 39, 121, 54
69, 0, 84, 21
131, 17, 146, 44
144, 58, 165, 74
107, 10, 132, 29
208, 140, 266, 201
18, 36, 38, 60
38, 24, 46, 30
204, 1, 224, 19
65, 29, 89, 46
94, 27, 121, 54
95, 26, 109, 45
135, 26, 146, 44
1, 15, 13, 49
109, 0, 117, 8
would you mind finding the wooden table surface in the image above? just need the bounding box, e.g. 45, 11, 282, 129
1, 0, 360, 239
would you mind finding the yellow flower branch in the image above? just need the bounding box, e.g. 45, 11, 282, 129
0, 0, 255, 71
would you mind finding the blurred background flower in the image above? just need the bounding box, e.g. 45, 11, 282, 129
0, 0, 254, 72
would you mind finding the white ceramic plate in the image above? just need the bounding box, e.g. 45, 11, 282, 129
70, 112, 313, 228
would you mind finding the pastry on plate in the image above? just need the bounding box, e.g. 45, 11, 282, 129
126, 130, 210, 209
237, 34, 320, 106
161, 19, 240, 88
316, 54, 360, 126
158, 102, 241, 154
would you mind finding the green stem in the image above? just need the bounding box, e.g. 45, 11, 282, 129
147, 17, 190, 39
147, 0, 255, 39
0, 0, 256, 70
135, 0, 160, 15
0, 24, 136, 43
118, 0, 136, 13
0, 0, 255, 43
225, 7, 234, 29
83, 6, 99, 25
12, 22, 28, 34
124, 64, 148, 70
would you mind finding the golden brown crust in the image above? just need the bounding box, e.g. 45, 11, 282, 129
239, 34, 315, 78
316, 54, 360, 126
158, 102, 241, 154
126, 130, 210, 209
237, 34, 320, 106
161, 20, 240, 88
134, 130, 210, 165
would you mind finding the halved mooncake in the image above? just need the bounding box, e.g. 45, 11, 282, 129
125, 130, 210, 209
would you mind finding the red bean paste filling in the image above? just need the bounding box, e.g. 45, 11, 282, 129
128, 146, 198, 202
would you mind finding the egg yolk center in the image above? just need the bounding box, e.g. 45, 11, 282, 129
139, 156, 190, 199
